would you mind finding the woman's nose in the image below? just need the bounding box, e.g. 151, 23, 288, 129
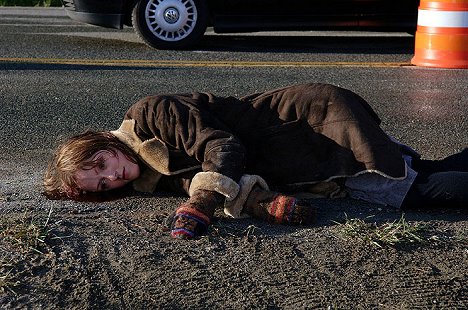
106, 173, 118, 181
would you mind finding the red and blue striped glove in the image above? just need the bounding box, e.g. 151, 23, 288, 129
170, 203, 211, 239
265, 194, 316, 224
244, 187, 316, 225
169, 189, 223, 239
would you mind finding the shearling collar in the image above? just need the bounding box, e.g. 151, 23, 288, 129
111, 119, 200, 192
111, 119, 170, 172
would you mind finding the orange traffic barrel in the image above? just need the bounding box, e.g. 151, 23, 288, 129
411, 0, 468, 68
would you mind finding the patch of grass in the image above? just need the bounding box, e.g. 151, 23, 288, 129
334, 214, 427, 248
0, 207, 57, 255
0, 265, 20, 295
0, 0, 62, 7
0, 207, 65, 295
210, 219, 261, 241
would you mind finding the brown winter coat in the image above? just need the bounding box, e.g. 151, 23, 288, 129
111, 83, 406, 211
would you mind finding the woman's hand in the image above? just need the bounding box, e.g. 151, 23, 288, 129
169, 189, 224, 239
170, 202, 211, 239
244, 186, 316, 225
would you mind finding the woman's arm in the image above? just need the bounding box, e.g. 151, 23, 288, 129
129, 94, 247, 182
128, 94, 247, 238
170, 189, 224, 239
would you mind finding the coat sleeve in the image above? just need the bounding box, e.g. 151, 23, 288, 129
127, 94, 247, 184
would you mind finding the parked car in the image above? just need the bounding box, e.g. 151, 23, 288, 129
61, 0, 419, 49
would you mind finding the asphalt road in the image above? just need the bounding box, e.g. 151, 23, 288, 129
0, 7, 467, 309
0, 7, 467, 199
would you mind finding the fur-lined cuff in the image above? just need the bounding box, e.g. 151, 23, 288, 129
224, 174, 269, 218
189, 171, 240, 201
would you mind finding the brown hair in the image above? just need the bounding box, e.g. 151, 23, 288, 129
43, 130, 139, 200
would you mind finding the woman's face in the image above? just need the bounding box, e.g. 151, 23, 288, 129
75, 149, 140, 193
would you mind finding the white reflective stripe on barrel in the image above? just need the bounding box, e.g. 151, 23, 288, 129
417, 10, 468, 27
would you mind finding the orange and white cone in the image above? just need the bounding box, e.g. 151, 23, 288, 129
411, 0, 468, 69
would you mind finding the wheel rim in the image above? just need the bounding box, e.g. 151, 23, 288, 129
145, 0, 198, 42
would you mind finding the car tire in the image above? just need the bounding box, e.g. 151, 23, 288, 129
132, 0, 208, 50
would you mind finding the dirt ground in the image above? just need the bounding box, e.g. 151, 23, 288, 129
1, 6, 468, 308
1, 156, 467, 310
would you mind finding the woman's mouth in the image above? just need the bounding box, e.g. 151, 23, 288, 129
122, 167, 126, 180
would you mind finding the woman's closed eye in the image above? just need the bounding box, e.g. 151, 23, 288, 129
99, 178, 108, 191
97, 159, 106, 170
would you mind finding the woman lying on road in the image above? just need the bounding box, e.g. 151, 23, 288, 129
44, 83, 468, 239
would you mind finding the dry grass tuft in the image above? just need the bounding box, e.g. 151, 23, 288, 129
0, 253, 20, 295
0, 207, 64, 295
0, 207, 56, 255
334, 214, 427, 248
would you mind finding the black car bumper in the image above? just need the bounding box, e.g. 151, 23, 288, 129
61, 0, 126, 29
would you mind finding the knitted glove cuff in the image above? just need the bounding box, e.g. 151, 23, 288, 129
176, 204, 211, 225
170, 203, 211, 239
276, 195, 317, 225
268, 195, 298, 224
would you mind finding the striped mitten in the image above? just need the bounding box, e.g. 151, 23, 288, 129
244, 187, 316, 225
170, 203, 211, 239
170, 189, 223, 239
